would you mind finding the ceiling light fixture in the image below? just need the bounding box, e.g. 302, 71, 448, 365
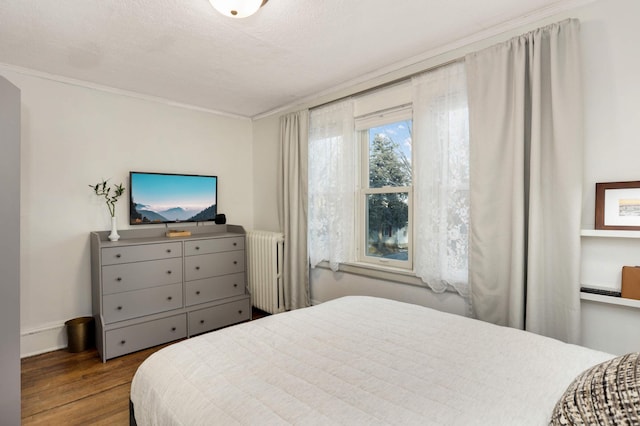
209, 0, 269, 18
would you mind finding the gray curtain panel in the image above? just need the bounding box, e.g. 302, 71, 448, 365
278, 110, 311, 310
465, 19, 583, 343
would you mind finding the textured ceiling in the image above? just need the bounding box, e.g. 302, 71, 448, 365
0, 0, 583, 118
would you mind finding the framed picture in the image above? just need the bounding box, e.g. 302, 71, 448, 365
595, 181, 640, 230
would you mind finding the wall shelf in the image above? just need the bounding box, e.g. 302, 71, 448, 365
580, 291, 640, 309
581, 229, 640, 238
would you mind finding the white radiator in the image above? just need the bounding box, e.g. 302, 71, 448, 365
246, 230, 285, 314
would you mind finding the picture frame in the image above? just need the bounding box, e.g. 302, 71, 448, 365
595, 181, 640, 230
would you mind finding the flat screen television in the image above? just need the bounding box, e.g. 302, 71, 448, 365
129, 171, 217, 225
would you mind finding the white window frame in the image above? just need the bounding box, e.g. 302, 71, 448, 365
355, 105, 413, 270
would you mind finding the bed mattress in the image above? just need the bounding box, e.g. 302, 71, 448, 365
130, 296, 613, 425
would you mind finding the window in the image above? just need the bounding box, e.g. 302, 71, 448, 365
308, 61, 469, 295
356, 111, 413, 269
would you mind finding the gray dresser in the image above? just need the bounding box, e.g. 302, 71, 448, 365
90, 225, 251, 362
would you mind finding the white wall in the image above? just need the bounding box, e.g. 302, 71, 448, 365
252, 116, 280, 232
252, 0, 640, 354
2, 68, 254, 357
575, 0, 640, 355
311, 269, 468, 316
580, 0, 640, 226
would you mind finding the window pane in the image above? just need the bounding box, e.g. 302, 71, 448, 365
365, 192, 408, 260
368, 121, 412, 188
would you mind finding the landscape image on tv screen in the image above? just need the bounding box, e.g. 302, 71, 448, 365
130, 172, 217, 225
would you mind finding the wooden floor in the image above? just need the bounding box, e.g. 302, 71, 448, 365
21, 344, 166, 425
21, 308, 270, 425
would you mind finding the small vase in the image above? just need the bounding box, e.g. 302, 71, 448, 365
108, 216, 120, 242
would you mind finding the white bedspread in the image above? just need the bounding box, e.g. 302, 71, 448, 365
131, 296, 613, 425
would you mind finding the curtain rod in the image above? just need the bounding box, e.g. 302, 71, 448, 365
310, 57, 463, 111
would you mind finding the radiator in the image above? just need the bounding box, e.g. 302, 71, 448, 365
246, 230, 285, 314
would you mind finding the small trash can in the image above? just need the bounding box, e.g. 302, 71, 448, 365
65, 316, 95, 353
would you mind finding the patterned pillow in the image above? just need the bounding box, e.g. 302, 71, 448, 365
550, 352, 640, 425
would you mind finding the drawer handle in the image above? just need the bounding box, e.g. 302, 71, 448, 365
233, 242, 237, 246
196, 291, 201, 295
167, 296, 173, 301
233, 261, 238, 265
200, 320, 205, 324
195, 266, 200, 270
116, 306, 123, 311
166, 249, 172, 253
116, 254, 121, 258
171, 327, 177, 332
167, 270, 172, 275
120, 340, 126, 345
116, 277, 122, 282
238, 310, 243, 315
195, 246, 200, 250
233, 283, 238, 288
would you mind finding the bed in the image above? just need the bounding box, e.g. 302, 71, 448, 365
130, 296, 634, 425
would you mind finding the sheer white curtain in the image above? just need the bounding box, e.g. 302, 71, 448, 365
466, 19, 583, 342
278, 110, 310, 310
308, 100, 355, 271
412, 61, 470, 296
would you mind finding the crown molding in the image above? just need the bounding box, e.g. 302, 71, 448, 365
0, 62, 251, 121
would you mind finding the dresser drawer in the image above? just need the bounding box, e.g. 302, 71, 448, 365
102, 258, 182, 295
185, 273, 245, 306
105, 314, 186, 359
103, 283, 183, 324
188, 298, 251, 336
102, 242, 182, 265
184, 237, 244, 256
184, 251, 245, 281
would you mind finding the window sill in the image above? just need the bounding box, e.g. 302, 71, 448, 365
313, 260, 438, 290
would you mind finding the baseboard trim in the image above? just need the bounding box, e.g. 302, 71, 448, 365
20, 323, 66, 358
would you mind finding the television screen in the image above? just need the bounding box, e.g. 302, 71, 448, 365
129, 172, 217, 225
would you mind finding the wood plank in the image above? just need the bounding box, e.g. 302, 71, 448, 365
22, 383, 130, 426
